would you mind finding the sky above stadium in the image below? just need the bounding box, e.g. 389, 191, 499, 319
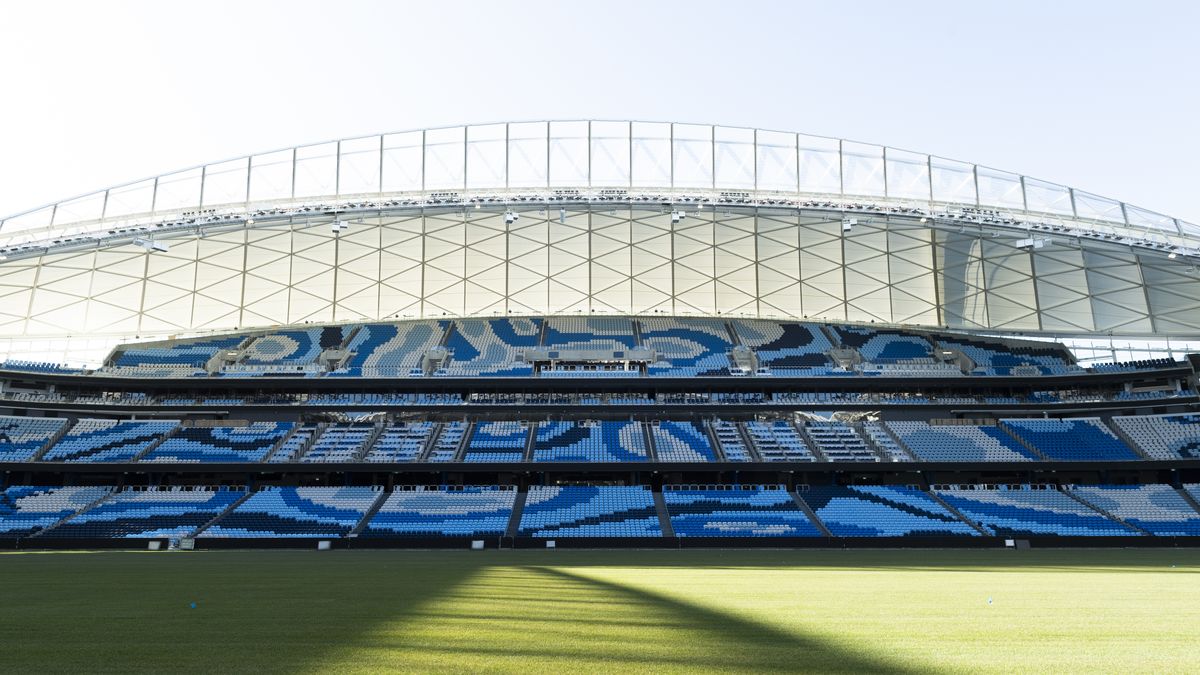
0, 0, 1197, 224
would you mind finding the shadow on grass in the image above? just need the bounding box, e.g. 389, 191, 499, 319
0, 550, 481, 673
11, 548, 1190, 672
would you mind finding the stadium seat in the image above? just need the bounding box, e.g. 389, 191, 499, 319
41, 419, 178, 462
802, 485, 977, 537
359, 486, 516, 537
518, 486, 661, 537
44, 487, 245, 539
934, 485, 1135, 536
662, 485, 823, 537
199, 487, 381, 538
532, 421, 649, 462
0, 486, 113, 537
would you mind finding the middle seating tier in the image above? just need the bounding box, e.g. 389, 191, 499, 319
41, 419, 180, 463
999, 418, 1141, 461
532, 421, 648, 462
300, 424, 375, 463
651, 421, 718, 462
887, 421, 1038, 462
462, 421, 528, 463
141, 423, 294, 463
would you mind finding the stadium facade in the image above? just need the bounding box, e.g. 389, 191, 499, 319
0, 121, 1198, 549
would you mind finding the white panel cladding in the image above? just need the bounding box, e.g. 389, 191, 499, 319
0, 205, 1197, 366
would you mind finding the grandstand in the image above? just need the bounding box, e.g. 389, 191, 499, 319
0, 120, 1197, 549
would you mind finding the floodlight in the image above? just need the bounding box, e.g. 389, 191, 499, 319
133, 238, 169, 253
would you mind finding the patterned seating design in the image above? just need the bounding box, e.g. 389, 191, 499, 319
462, 421, 528, 462
803, 485, 977, 536
0, 486, 112, 537
651, 421, 717, 462
1070, 485, 1200, 536
518, 486, 661, 537
532, 421, 648, 462
934, 485, 1134, 536
335, 321, 444, 376
359, 486, 516, 537
0, 416, 69, 462
45, 487, 244, 539
141, 423, 293, 463
42, 419, 178, 463
1112, 414, 1200, 460
442, 318, 540, 377
199, 487, 380, 537
887, 422, 1037, 462
1000, 418, 1140, 461
731, 320, 834, 372
542, 317, 636, 350
242, 327, 350, 365
663, 486, 822, 537
641, 318, 732, 377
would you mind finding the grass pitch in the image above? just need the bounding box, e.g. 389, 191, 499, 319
1, 548, 1198, 673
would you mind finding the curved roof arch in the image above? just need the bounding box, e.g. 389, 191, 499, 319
2, 120, 1198, 250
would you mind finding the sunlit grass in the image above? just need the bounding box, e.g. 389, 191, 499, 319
0, 549, 1197, 673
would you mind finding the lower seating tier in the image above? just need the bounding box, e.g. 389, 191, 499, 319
3, 483, 1200, 540
934, 485, 1138, 536
519, 486, 661, 537
359, 486, 516, 537
802, 485, 979, 537
43, 487, 245, 538
198, 487, 380, 538
662, 485, 823, 537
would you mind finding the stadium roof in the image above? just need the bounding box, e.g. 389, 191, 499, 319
3, 120, 1199, 250
0, 121, 1197, 365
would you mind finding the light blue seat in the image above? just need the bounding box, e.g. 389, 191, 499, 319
934, 485, 1134, 536
359, 486, 516, 536
200, 487, 380, 538
663, 485, 822, 537
532, 421, 648, 462
141, 422, 293, 463
803, 485, 977, 537
519, 486, 661, 537
45, 487, 245, 538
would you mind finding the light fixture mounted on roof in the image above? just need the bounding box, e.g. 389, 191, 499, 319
842, 218, 857, 232
331, 220, 350, 234
505, 211, 518, 224
133, 238, 169, 253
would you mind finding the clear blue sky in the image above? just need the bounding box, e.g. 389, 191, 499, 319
1, 0, 1197, 223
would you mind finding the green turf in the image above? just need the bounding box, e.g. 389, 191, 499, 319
1, 548, 1198, 673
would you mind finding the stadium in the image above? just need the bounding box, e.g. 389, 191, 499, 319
2, 121, 1200, 671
